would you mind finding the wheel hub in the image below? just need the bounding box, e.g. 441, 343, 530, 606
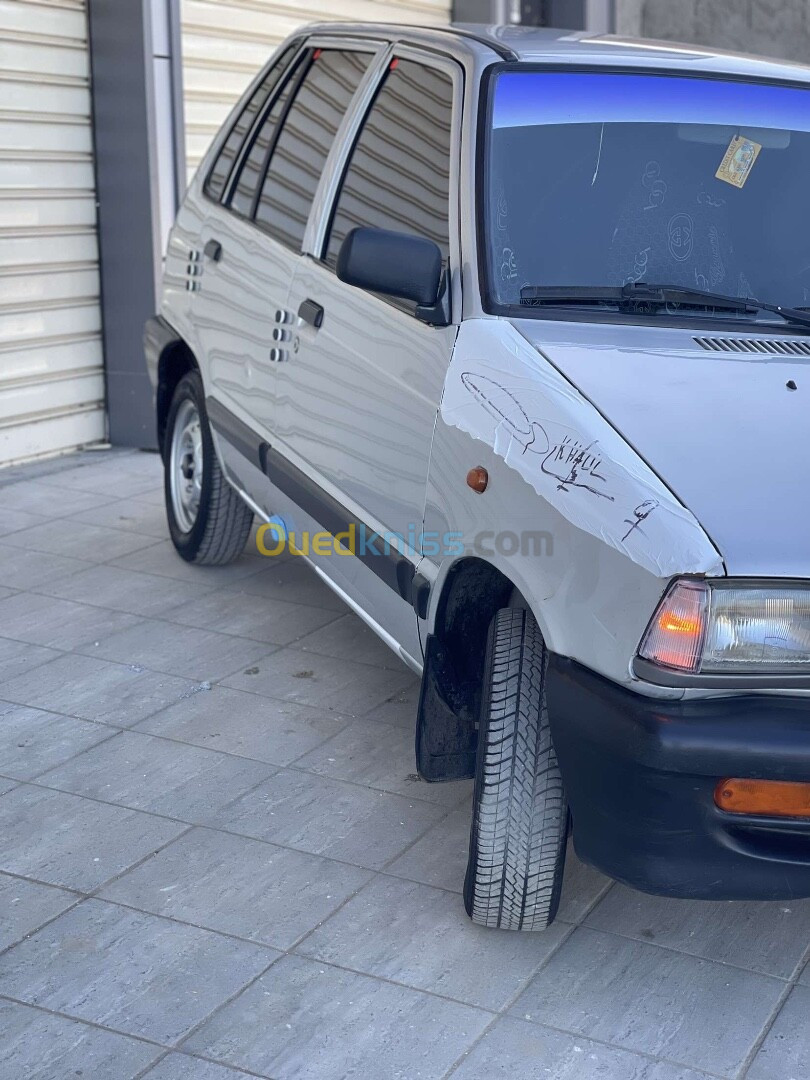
169, 399, 203, 533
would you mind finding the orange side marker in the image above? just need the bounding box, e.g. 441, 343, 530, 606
715, 778, 810, 818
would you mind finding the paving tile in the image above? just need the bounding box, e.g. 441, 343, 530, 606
3, 520, 159, 562
1, 653, 204, 727
37, 563, 213, 618
294, 717, 472, 806
363, 674, 422, 727
83, 618, 272, 681
0, 776, 18, 795
0, 899, 276, 1043
297, 874, 568, 1010
40, 730, 275, 822
141, 1055, 250, 1080
0, 873, 77, 950
209, 768, 445, 870
69, 495, 171, 537
0, 480, 117, 519
184, 953, 491, 1080
0, 592, 143, 651
746, 985, 810, 1080
136, 685, 351, 765
52, 459, 161, 498
163, 587, 340, 645
512, 926, 784, 1076
450, 1015, 715, 1080
386, 807, 471, 892
586, 883, 810, 978
111, 540, 266, 586
100, 827, 370, 949
295, 612, 405, 669
556, 844, 613, 925
0, 784, 185, 891
0, 636, 61, 683
224, 647, 412, 717
232, 557, 349, 610
0, 544, 91, 589
0, 507, 41, 536
0, 701, 114, 780
0, 998, 160, 1080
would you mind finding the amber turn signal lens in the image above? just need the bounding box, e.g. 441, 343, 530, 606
715, 778, 810, 818
466, 466, 488, 494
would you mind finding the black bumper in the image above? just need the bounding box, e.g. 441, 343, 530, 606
546, 655, 810, 900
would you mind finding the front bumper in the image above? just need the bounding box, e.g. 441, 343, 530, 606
546, 655, 810, 900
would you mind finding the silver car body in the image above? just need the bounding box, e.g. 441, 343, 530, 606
156, 24, 810, 699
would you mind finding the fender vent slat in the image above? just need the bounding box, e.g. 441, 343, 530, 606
694, 336, 810, 356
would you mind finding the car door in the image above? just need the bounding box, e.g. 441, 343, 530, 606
192, 41, 303, 441
280, 51, 462, 662
194, 42, 378, 468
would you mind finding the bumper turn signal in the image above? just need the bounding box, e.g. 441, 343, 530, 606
715, 778, 810, 818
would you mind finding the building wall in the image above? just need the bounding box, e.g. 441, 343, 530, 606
180, 0, 452, 180
616, 0, 810, 63
0, 0, 105, 465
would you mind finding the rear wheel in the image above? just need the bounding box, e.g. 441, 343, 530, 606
464, 607, 568, 930
164, 371, 253, 564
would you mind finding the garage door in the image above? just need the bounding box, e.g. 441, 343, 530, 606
181, 0, 452, 180
0, 0, 105, 465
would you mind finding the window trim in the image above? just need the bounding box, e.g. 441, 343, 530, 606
202, 38, 306, 206
250, 41, 384, 249
242, 47, 314, 223
309, 44, 465, 324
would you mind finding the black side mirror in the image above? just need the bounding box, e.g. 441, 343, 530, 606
336, 227, 450, 326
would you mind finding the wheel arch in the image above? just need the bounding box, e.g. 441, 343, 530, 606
156, 336, 199, 459
416, 555, 541, 782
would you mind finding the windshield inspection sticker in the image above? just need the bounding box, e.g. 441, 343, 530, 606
715, 134, 762, 188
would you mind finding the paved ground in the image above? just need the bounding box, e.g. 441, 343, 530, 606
0, 447, 809, 1080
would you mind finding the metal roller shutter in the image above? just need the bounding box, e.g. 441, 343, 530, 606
180, 0, 452, 180
0, 0, 105, 465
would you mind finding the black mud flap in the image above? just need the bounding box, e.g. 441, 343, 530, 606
415, 634, 477, 782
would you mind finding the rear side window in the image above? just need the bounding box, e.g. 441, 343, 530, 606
204, 44, 297, 202
324, 59, 454, 284
254, 49, 373, 251
229, 60, 302, 218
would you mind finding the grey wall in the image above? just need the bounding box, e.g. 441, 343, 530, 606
88, 0, 184, 450
616, 0, 810, 63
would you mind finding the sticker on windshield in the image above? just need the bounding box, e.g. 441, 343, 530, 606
715, 134, 762, 188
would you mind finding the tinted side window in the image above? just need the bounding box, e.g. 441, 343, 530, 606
324, 60, 454, 284
229, 59, 302, 218
255, 50, 373, 252
205, 44, 297, 202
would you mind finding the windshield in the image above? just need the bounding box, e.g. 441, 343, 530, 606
485, 71, 810, 320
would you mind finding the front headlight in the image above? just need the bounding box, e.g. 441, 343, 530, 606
638, 579, 810, 675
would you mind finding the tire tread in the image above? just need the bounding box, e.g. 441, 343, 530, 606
465, 608, 567, 931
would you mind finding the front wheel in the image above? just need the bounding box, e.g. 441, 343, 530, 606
464, 607, 568, 930
164, 371, 253, 564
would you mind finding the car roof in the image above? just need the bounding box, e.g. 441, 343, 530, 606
304, 21, 810, 86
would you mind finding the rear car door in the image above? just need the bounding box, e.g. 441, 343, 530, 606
281, 50, 461, 661
194, 42, 377, 451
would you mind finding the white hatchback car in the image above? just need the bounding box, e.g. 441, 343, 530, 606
147, 24, 810, 930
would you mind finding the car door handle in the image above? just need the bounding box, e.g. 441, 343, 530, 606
203, 238, 222, 262
298, 298, 324, 329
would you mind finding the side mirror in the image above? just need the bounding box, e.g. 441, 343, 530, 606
336, 227, 450, 326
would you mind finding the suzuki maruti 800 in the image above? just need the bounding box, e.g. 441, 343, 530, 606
146, 25, 810, 929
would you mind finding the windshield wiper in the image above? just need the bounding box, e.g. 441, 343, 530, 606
519, 282, 810, 329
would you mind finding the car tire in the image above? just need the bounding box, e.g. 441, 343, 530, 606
164, 370, 253, 565
464, 606, 568, 930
